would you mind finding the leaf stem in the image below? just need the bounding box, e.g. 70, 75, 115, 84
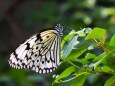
61, 57, 79, 68
83, 70, 115, 75
66, 60, 80, 68
55, 72, 87, 83
92, 39, 115, 57
58, 75, 77, 83
92, 39, 109, 53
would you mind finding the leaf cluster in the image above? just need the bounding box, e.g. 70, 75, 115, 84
53, 27, 115, 86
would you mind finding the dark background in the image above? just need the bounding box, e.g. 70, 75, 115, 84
0, 0, 115, 86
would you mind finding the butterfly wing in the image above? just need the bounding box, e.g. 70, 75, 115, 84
9, 30, 61, 74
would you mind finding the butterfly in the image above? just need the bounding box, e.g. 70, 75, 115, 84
8, 24, 63, 74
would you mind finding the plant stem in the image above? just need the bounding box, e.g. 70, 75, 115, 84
92, 39, 115, 57
83, 70, 115, 75
56, 72, 87, 83
61, 57, 79, 68
66, 60, 80, 68
92, 39, 109, 53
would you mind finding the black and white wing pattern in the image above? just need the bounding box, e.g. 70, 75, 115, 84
8, 24, 63, 74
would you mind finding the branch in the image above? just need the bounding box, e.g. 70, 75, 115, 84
92, 39, 115, 57
83, 70, 115, 75
92, 39, 109, 53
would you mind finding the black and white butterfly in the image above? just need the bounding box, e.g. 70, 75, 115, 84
8, 24, 63, 74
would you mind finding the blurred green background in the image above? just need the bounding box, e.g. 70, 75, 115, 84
0, 0, 115, 86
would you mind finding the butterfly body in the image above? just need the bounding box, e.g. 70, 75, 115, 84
9, 24, 63, 74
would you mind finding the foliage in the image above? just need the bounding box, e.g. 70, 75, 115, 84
52, 27, 115, 86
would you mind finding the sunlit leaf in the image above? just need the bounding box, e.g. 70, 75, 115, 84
102, 66, 112, 72
54, 66, 76, 83
109, 35, 115, 46
85, 27, 106, 40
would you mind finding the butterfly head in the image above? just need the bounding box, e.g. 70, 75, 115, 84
55, 24, 63, 36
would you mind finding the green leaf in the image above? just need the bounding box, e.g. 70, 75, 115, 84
90, 49, 115, 70
85, 27, 106, 40
102, 66, 112, 72
109, 35, 115, 46
54, 66, 76, 82
76, 28, 86, 37
78, 53, 96, 65
85, 53, 96, 60
61, 30, 76, 49
103, 49, 115, 70
62, 35, 79, 58
104, 56, 115, 70
66, 46, 87, 60
70, 73, 89, 86
104, 75, 115, 86
76, 28, 92, 37
93, 52, 106, 62
84, 27, 92, 34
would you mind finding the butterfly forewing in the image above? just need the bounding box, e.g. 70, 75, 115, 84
9, 24, 63, 74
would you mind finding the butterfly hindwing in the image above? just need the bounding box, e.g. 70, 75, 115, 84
9, 28, 62, 74
9, 35, 37, 69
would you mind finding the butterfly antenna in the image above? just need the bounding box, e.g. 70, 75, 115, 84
56, 9, 65, 24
